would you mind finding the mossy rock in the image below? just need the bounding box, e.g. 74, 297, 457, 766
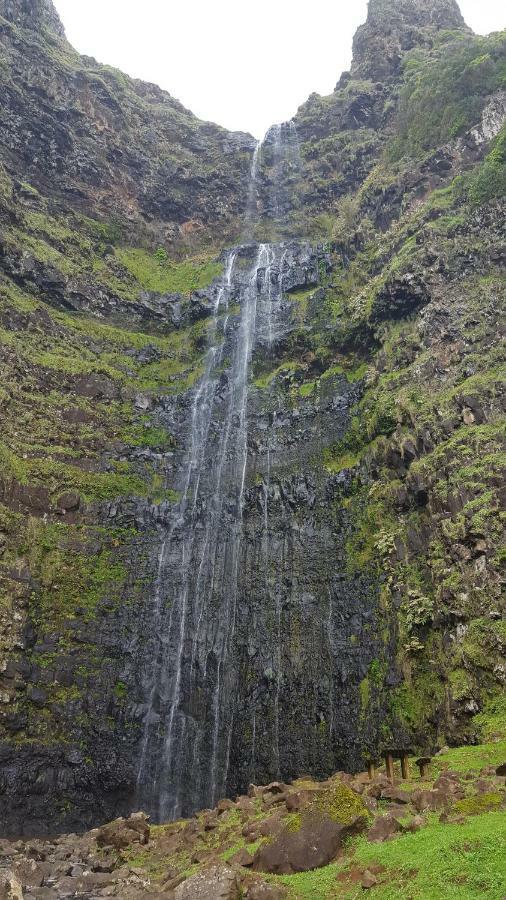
252, 782, 370, 874
454, 792, 504, 817
312, 782, 370, 825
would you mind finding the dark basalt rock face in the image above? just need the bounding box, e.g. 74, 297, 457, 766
0, 242, 394, 835
131, 243, 390, 824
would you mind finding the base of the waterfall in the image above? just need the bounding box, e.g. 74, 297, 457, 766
3, 740, 504, 898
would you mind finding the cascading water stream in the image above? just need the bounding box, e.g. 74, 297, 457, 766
135, 262, 232, 794
288, 119, 302, 170
136, 251, 235, 814
244, 140, 261, 240
136, 238, 291, 821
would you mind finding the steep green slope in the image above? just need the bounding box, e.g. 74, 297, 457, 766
0, 158, 226, 830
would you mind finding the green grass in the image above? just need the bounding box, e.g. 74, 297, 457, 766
465, 124, 506, 206
431, 741, 506, 775
474, 696, 506, 742
0, 441, 164, 503
274, 812, 506, 899
254, 361, 305, 390
115, 247, 223, 295
348, 813, 506, 899
277, 863, 345, 899
322, 447, 361, 473
389, 32, 506, 161
321, 363, 369, 384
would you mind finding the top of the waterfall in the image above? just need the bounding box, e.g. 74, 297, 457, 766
0, 0, 66, 37
351, 0, 471, 79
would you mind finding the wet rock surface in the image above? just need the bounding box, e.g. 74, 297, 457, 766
132, 241, 386, 823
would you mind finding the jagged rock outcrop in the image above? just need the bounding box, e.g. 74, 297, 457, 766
0, 0, 66, 36
352, 0, 470, 79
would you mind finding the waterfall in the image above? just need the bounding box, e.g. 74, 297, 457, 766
244, 140, 261, 239
272, 123, 283, 219
244, 119, 303, 238
288, 119, 302, 170
135, 250, 236, 815
132, 234, 367, 822
136, 243, 288, 821
133, 92, 340, 819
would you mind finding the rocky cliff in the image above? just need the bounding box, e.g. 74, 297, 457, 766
0, 0, 253, 248
0, 0, 504, 836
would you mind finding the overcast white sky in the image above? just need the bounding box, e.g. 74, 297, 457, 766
53, 0, 504, 139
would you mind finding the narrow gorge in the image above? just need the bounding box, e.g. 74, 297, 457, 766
0, 2, 504, 883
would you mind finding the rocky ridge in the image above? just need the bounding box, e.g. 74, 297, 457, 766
0, 0, 253, 248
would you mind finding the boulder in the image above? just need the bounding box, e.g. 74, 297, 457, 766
236, 797, 255, 814
257, 813, 285, 837
433, 774, 462, 793
262, 790, 289, 809
378, 785, 411, 804
96, 812, 150, 850
361, 869, 378, 888
228, 848, 254, 868
473, 779, 492, 795
53, 872, 116, 894
349, 781, 365, 795
252, 809, 366, 874
367, 815, 402, 843
284, 790, 318, 812
203, 811, 219, 831
173, 865, 240, 899
56, 492, 80, 512
402, 815, 425, 833
262, 782, 289, 797
411, 789, 448, 813
217, 799, 235, 815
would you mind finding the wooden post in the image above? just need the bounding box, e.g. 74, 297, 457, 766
385, 753, 394, 782
368, 762, 375, 781
401, 753, 409, 780
416, 757, 431, 778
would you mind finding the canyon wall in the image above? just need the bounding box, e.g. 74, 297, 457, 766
0, 0, 504, 833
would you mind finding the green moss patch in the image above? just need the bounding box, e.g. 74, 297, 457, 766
454, 793, 504, 817
115, 247, 223, 295
313, 783, 370, 826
